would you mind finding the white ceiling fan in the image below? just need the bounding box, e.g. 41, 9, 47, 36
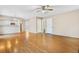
34, 5, 53, 13
41, 5, 53, 11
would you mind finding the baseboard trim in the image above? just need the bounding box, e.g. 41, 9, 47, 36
53, 34, 79, 39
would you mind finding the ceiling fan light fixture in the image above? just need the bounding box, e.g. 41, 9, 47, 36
42, 5, 53, 11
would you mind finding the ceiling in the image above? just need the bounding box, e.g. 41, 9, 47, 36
0, 5, 79, 19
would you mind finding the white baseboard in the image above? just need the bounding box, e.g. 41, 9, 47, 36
53, 34, 79, 38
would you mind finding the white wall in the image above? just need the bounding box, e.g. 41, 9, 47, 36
25, 17, 37, 33
0, 16, 20, 34
53, 10, 79, 38
22, 9, 79, 38
0, 17, 20, 34
25, 17, 54, 34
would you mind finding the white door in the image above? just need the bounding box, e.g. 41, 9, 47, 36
36, 18, 43, 33
46, 18, 53, 34
36, 17, 53, 34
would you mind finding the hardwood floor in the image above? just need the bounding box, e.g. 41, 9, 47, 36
24, 32, 79, 53
0, 32, 26, 53
0, 32, 79, 53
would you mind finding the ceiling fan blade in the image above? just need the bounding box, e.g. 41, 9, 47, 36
42, 6, 45, 10
47, 9, 53, 11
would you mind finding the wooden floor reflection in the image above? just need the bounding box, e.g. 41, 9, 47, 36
0, 32, 79, 53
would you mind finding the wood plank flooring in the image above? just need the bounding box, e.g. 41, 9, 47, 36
0, 32, 79, 53
24, 32, 79, 53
